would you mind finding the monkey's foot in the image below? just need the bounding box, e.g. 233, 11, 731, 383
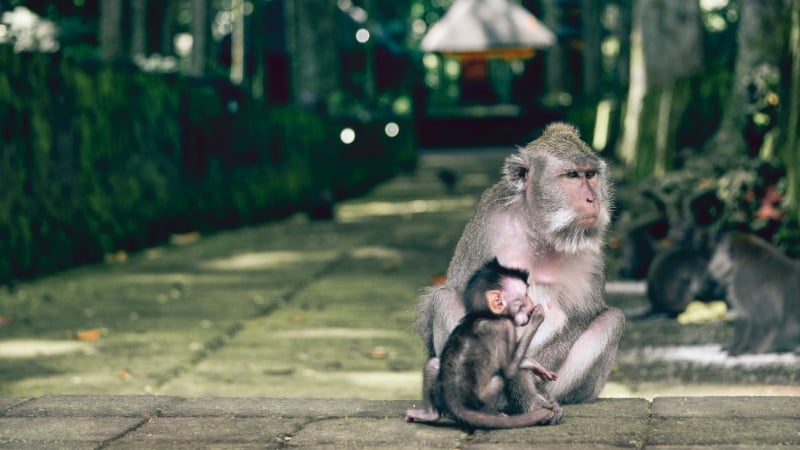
405, 408, 440, 423
543, 402, 563, 425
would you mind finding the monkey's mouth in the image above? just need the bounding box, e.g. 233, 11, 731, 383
575, 215, 598, 227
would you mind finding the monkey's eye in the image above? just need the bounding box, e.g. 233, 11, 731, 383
585, 170, 597, 179
564, 171, 580, 178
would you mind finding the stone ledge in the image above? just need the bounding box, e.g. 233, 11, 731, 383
1, 396, 798, 449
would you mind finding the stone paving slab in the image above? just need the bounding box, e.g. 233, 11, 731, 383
1, 396, 799, 449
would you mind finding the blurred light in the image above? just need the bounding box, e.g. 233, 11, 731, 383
424, 73, 441, 88
337, 197, 477, 222
384, 122, 400, 138
355, 28, 370, 44
444, 59, 460, 78
411, 18, 427, 36
392, 96, 412, 115
349, 6, 368, 23
703, 13, 727, 32
752, 112, 771, 126
602, 37, 620, 58
174, 33, 193, 57
601, 4, 620, 29
510, 59, 525, 75
3, 6, 35, 28
593, 99, 614, 151
0, 6, 59, 52
700, 0, 729, 11
340, 128, 356, 144
422, 53, 439, 69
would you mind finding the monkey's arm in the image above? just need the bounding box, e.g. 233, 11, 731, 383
504, 312, 542, 378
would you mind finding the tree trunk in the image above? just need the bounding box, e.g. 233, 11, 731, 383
99, 0, 124, 63
189, 0, 209, 77
704, 0, 787, 159
160, 0, 177, 56
131, 0, 147, 61
780, 0, 800, 220
286, 0, 340, 107
582, 0, 602, 98
617, 0, 702, 181
543, 0, 566, 99
230, 0, 246, 85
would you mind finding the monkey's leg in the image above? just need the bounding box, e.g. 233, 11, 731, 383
543, 307, 625, 404
405, 358, 442, 423
734, 319, 778, 355
477, 374, 506, 412
504, 370, 562, 424
727, 317, 758, 355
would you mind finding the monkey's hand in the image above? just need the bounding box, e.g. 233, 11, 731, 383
520, 359, 558, 381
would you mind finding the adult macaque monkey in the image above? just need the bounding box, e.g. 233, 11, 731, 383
417, 123, 624, 407
405, 258, 561, 428
708, 232, 800, 355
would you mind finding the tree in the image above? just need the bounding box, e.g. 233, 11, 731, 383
704, 0, 787, 160
286, 0, 341, 107
189, 0, 209, 77
616, 0, 702, 181
130, 0, 147, 60
779, 0, 800, 220
99, 0, 123, 62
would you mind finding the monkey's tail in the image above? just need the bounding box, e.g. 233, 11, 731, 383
452, 407, 559, 429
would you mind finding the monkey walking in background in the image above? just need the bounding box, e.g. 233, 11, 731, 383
417, 123, 624, 408
405, 258, 562, 428
708, 232, 800, 355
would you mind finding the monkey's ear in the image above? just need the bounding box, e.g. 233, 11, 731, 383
503, 154, 530, 193
485, 290, 506, 314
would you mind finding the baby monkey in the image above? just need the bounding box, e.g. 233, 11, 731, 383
405, 258, 561, 429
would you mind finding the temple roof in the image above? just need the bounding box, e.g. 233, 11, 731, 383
420, 0, 556, 53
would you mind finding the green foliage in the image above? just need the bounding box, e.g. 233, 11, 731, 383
0, 47, 416, 282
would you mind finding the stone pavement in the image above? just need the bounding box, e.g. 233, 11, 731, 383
1, 395, 799, 448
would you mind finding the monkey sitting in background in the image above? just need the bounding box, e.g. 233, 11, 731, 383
708, 232, 800, 355
405, 258, 561, 429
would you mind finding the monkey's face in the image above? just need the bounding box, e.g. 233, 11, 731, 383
503, 125, 612, 254
532, 156, 610, 254
552, 162, 603, 226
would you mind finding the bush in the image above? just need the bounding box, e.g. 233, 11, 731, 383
0, 48, 416, 282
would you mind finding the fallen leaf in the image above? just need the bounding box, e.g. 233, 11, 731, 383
0, 316, 12, 325
170, 231, 201, 246
118, 369, 130, 380
104, 251, 128, 264
431, 274, 446, 285
370, 346, 388, 359
677, 301, 728, 325
74, 328, 102, 341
